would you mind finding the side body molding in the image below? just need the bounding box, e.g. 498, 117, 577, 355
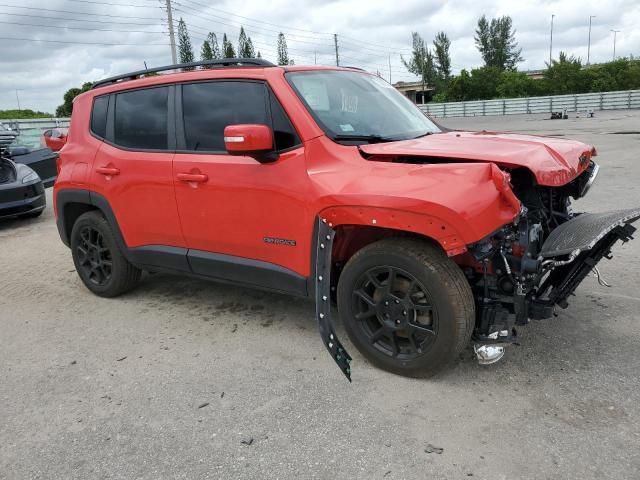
54, 188, 308, 296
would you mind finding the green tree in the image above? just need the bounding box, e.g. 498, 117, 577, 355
245, 38, 256, 58
238, 27, 256, 58
238, 27, 249, 58
543, 52, 589, 94
401, 32, 438, 92
445, 69, 472, 101
201, 40, 213, 61
467, 66, 502, 99
433, 31, 451, 80
208, 32, 220, 59
474, 15, 523, 70
0, 109, 53, 119
55, 81, 92, 117
496, 70, 539, 98
177, 18, 194, 65
222, 33, 236, 58
277, 32, 289, 65
586, 57, 640, 92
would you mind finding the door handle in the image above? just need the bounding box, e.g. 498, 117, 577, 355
177, 173, 208, 183
96, 166, 120, 176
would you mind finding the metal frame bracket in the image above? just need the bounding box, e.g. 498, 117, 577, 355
315, 216, 352, 381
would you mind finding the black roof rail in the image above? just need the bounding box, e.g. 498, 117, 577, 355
91, 58, 276, 90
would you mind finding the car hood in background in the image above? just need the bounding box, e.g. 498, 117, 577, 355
359, 130, 595, 186
10, 147, 58, 188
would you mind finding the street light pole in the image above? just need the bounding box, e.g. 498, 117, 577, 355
610, 29, 620, 60
549, 14, 555, 65
165, 0, 177, 64
587, 15, 596, 65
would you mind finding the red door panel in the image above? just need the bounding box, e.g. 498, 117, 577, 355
173, 147, 313, 276
91, 142, 184, 248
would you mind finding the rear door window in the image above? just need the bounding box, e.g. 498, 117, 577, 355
114, 87, 169, 150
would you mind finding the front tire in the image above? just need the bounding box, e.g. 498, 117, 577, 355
70, 211, 141, 297
337, 238, 474, 377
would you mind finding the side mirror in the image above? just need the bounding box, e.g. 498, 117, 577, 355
224, 124, 277, 162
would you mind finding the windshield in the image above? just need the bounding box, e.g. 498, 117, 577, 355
286, 70, 440, 143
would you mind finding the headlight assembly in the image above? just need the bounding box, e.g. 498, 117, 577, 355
21, 167, 40, 184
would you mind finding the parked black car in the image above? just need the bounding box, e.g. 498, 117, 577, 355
0, 128, 46, 219
7, 146, 58, 187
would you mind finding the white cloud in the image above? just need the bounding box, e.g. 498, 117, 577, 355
0, 0, 637, 113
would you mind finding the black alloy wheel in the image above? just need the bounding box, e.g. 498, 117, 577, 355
70, 210, 141, 297
337, 238, 475, 377
352, 266, 437, 360
75, 225, 113, 286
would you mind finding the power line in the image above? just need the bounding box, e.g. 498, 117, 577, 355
0, 3, 164, 21
0, 20, 166, 34
180, 21, 333, 55
173, 6, 333, 44
175, 0, 412, 55
0, 10, 162, 26
62, 0, 162, 8
0, 36, 169, 46
175, 0, 332, 38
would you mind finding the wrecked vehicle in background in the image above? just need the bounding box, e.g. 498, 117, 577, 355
0, 126, 46, 219
0, 123, 58, 187
53, 60, 639, 380
42, 127, 68, 152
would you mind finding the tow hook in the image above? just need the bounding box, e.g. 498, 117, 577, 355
474, 344, 505, 365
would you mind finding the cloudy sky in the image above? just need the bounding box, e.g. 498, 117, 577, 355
0, 0, 638, 114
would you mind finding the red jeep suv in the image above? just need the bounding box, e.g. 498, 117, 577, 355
54, 58, 639, 380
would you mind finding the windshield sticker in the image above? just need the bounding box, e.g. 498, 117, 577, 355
339, 124, 355, 132
297, 80, 330, 111
341, 91, 358, 113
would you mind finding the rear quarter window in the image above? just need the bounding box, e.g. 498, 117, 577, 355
90, 95, 109, 139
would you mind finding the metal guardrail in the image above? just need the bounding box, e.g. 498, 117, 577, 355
0, 118, 70, 150
1, 118, 70, 131
419, 90, 640, 118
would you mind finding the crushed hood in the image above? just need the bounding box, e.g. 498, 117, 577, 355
359, 130, 595, 186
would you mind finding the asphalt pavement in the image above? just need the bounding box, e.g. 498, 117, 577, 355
1, 109, 639, 479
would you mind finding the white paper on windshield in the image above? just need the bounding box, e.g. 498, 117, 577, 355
340, 90, 358, 113
297, 80, 330, 111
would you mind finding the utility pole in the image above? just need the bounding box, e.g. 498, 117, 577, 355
549, 14, 555, 65
587, 15, 596, 65
165, 0, 177, 64
610, 29, 620, 60
333, 34, 339, 67
388, 55, 392, 84
15, 89, 21, 111
314, 51, 317, 65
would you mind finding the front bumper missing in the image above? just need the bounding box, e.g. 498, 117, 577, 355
315, 217, 352, 381
531, 208, 639, 318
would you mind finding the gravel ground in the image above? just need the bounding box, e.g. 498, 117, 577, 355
1, 110, 640, 479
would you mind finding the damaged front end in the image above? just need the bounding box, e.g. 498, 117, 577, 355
460, 161, 639, 348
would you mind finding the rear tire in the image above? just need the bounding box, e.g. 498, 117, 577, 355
337, 238, 474, 377
70, 210, 141, 297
